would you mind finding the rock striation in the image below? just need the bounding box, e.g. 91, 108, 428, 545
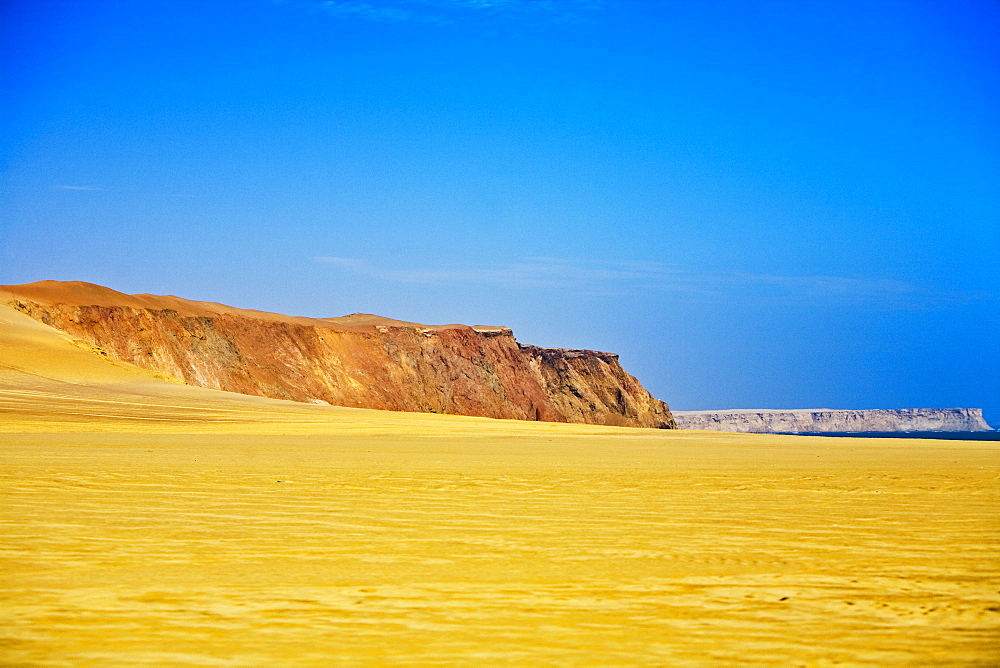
1, 281, 675, 428
673, 408, 993, 433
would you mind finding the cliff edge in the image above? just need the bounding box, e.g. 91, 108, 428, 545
1, 280, 675, 429
673, 408, 992, 433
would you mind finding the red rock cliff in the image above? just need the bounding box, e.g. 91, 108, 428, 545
1, 280, 676, 428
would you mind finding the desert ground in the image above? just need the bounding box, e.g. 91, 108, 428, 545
2, 303, 998, 665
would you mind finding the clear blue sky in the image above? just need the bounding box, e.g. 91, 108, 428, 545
2, 0, 998, 423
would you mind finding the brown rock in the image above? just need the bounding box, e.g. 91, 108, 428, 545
1, 280, 676, 428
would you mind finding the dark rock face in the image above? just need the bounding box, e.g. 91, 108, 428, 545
518, 345, 674, 427
672, 408, 992, 432
2, 281, 675, 428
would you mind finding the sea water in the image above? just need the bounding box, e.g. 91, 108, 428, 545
779, 431, 1000, 441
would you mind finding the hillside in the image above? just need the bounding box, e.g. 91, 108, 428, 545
1, 280, 675, 428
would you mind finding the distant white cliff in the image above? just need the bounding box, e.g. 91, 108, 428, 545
672, 408, 993, 433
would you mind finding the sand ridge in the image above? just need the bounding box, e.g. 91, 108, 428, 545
0, 280, 479, 333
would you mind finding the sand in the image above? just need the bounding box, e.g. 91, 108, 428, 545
2, 304, 999, 665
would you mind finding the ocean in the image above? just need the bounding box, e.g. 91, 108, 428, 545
778, 431, 1000, 441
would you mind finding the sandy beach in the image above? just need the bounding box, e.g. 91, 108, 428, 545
2, 305, 999, 665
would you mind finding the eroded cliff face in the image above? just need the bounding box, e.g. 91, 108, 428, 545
520, 345, 674, 427
673, 408, 993, 433
2, 281, 675, 428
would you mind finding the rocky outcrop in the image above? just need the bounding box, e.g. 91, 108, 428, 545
1, 281, 675, 428
673, 408, 993, 433
519, 345, 674, 427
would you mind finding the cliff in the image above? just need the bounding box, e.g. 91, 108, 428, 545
1, 281, 675, 428
673, 408, 993, 433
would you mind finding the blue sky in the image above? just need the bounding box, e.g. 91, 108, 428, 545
2, 0, 998, 422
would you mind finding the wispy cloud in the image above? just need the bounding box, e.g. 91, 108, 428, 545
314, 256, 992, 308
309, 1, 413, 21
281, 0, 604, 24
52, 185, 103, 191
315, 256, 689, 291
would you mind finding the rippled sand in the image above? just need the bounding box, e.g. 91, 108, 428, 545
2, 305, 999, 665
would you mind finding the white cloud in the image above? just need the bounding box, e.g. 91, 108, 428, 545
312, 1, 413, 21
739, 273, 918, 298
314, 256, 369, 269
315, 256, 688, 290
314, 256, 992, 308
283, 0, 604, 23
52, 185, 103, 191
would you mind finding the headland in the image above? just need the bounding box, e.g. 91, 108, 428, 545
673, 407, 993, 433
0, 280, 674, 428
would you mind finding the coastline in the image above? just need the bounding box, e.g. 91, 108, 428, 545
777, 430, 1000, 441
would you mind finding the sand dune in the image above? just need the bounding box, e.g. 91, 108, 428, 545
1, 303, 998, 664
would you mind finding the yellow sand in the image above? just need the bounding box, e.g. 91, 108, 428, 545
1, 304, 998, 665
